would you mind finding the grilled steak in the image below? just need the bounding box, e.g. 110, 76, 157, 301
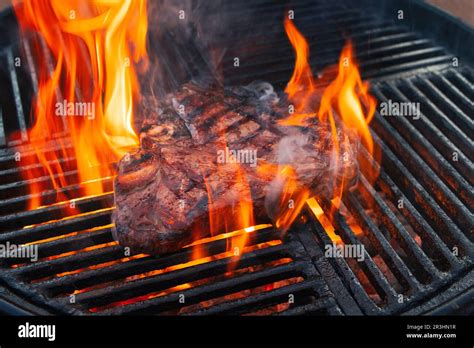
113, 82, 359, 255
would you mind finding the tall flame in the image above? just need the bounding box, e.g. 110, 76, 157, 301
318, 41, 376, 154
282, 18, 378, 237
283, 18, 376, 149
14, 0, 148, 209
201, 136, 256, 271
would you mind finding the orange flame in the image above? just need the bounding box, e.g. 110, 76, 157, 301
282, 18, 378, 241
14, 0, 148, 210
283, 18, 376, 149
202, 139, 256, 271
284, 18, 315, 99
318, 41, 376, 154
256, 163, 310, 233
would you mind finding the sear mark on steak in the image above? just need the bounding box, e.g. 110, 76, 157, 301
113, 82, 360, 255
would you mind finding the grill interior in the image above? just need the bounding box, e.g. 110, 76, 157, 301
0, 0, 472, 315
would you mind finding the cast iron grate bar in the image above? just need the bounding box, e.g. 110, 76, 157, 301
219, 1, 454, 87
344, 190, 425, 293
0, 108, 5, 147
305, 212, 383, 315
96, 261, 317, 315
38, 234, 285, 297
371, 85, 473, 207
373, 131, 471, 251
0, 208, 113, 247
379, 78, 473, 183
61, 244, 304, 309
6, 48, 28, 143
401, 79, 472, 157
225, 24, 409, 76
357, 145, 463, 271
371, 99, 473, 233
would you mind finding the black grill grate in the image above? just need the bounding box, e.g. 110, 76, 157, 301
219, 0, 455, 87
0, 0, 472, 315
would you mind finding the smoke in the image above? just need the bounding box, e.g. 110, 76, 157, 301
140, 0, 271, 97
228, 81, 362, 223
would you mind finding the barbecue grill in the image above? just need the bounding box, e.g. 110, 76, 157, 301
0, 0, 472, 316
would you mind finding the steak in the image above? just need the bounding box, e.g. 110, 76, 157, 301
113, 82, 359, 255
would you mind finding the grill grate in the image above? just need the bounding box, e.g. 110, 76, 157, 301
220, 0, 455, 87
0, 0, 472, 315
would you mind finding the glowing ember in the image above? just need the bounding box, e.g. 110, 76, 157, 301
13, 0, 148, 209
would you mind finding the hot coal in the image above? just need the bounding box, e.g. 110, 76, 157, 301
113, 82, 360, 255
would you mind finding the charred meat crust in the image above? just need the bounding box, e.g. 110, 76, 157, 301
113, 82, 359, 255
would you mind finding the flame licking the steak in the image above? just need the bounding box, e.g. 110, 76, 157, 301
14, 0, 148, 210
280, 17, 379, 240
196, 18, 379, 267
202, 154, 256, 271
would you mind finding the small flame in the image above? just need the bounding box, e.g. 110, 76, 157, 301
257, 163, 310, 233
14, 0, 148, 209
284, 18, 315, 99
